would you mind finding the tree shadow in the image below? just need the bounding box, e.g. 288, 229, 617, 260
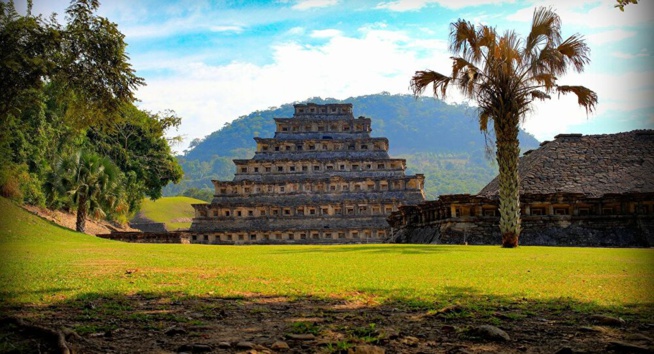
2, 287, 652, 354
269, 244, 465, 255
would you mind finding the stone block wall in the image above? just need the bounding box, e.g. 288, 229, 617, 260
129, 222, 168, 233
97, 232, 190, 244
391, 215, 654, 247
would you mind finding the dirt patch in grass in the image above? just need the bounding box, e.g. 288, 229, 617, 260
1, 293, 652, 353
21, 205, 137, 236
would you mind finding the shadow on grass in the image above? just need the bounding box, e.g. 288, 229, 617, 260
2, 286, 652, 354
0, 288, 78, 299
269, 244, 468, 255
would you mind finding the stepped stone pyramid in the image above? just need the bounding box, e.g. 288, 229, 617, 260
189, 103, 425, 244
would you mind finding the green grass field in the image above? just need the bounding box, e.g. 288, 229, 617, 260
136, 196, 206, 230
1, 197, 652, 316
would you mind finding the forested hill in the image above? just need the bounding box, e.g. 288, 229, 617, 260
167, 93, 540, 199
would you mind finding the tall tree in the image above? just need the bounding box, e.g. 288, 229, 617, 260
0, 0, 144, 128
48, 151, 123, 233
410, 7, 597, 247
86, 104, 184, 212
0, 1, 183, 218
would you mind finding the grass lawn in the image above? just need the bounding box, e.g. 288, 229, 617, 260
136, 196, 205, 230
1, 197, 652, 310
1, 197, 653, 352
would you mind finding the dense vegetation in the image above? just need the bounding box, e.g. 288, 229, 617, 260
169, 93, 540, 199
0, 0, 183, 224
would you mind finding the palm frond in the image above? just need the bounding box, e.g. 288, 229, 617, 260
497, 31, 522, 69
477, 25, 497, 49
530, 90, 551, 101
410, 70, 452, 98
456, 68, 476, 99
557, 34, 591, 73
479, 109, 491, 132
556, 85, 598, 114
534, 45, 565, 76
451, 57, 481, 80
450, 19, 480, 62
524, 7, 561, 56
530, 72, 556, 91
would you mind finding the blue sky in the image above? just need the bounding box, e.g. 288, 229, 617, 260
20, 0, 654, 151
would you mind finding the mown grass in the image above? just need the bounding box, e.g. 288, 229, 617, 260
137, 196, 205, 230
1, 197, 653, 317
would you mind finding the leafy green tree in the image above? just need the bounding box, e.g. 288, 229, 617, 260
1, 0, 147, 208
47, 151, 124, 233
410, 7, 597, 247
615, 0, 638, 11
86, 104, 184, 212
0, 0, 143, 128
0, 0, 57, 123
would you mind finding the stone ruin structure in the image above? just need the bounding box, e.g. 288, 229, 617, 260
189, 103, 425, 244
389, 130, 654, 247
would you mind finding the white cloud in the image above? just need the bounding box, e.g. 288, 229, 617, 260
310, 29, 343, 38
376, 0, 432, 12
612, 49, 649, 59
135, 27, 453, 150
376, 0, 513, 12
586, 29, 635, 45
292, 0, 340, 10
506, 0, 654, 28
286, 27, 306, 36
210, 25, 244, 33
521, 69, 654, 140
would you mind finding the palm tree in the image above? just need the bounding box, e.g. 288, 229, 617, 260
410, 7, 597, 247
47, 151, 123, 233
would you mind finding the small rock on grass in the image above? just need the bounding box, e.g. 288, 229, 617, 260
400, 336, 420, 347
286, 333, 315, 340
177, 344, 211, 352
469, 325, 511, 342
347, 344, 386, 354
578, 326, 610, 334
236, 341, 256, 349
165, 326, 188, 336
271, 341, 290, 350
217, 342, 231, 348
434, 304, 464, 316
589, 315, 625, 326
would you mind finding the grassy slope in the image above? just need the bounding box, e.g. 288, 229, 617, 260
1, 197, 653, 315
137, 196, 206, 230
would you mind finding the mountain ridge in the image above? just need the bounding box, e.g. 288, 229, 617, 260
166, 93, 540, 199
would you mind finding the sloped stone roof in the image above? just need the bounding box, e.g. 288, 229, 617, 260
479, 130, 654, 198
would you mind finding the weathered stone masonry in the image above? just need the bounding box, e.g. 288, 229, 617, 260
190, 103, 426, 244
389, 130, 654, 247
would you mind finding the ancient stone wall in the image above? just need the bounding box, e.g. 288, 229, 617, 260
97, 232, 191, 244
392, 215, 654, 247
129, 222, 168, 233
389, 193, 654, 247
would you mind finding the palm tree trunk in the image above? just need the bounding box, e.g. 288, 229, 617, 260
76, 195, 88, 233
495, 117, 521, 248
